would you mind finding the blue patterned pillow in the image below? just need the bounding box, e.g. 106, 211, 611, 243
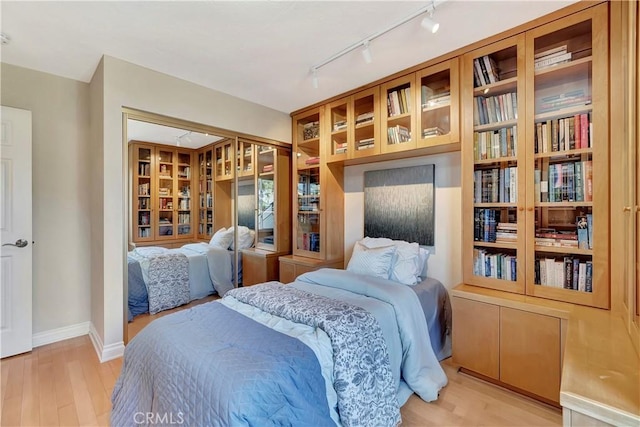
346, 242, 396, 279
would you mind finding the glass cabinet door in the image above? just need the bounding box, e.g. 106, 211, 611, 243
133, 144, 153, 241
176, 151, 192, 236
256, 144, 276, 249
156, 149, 175, 239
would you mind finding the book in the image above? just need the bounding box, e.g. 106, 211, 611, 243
587, 213, 593, 249
534, 52, 572, 69
534, 45, 568, 59
576, 215, 589, 249
585, 261, 593, 292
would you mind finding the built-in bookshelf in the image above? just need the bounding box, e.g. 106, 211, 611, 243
291, 107, 344, 263
197, 146, 214, 239
130, 142, 195, 245
462, 4, 608, 308
215, 139, 234, 181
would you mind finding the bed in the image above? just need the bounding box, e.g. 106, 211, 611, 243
112, 262, 452, 426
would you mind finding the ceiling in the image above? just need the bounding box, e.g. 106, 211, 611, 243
127, 120, 224, 149
1, 1, 578, 115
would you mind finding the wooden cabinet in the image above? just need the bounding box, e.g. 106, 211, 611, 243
241, 248, 287, 286
380, 74, 417, 153
214, 139, 234, 181
197, 145, 214, 240
462, 4, 610, 308
416, 58, 460, 149
292, 108, 344, 261
130, 142, 195, 245
278, 255, 344, 284
452, 290, 565, 405
255, 145, 290, 252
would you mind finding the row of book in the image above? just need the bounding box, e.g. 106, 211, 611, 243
158, 198, 173, 210
472, 249, 517, 281
387, 125, 411, 144
138, 211, 151, 226
473, 167, 518, 203
473, 55, 500, 87
534, 256, 593, 292
199, 193, 213, 209
535, 113, 592, 153
198, 224, 213, 236
177, 213, 191, 225
199, 210, 213, 222
473, 126, 518, 160
422, 127, 445, 138
473, 209, 510, 243
534, 229, 578, 249
262, 164, 274, 173
138, 182, 150, 196
387, 87, 411, 117
334, 142, 347, 154
138, 228, 151, 238
333, 119, 347, 132
305, 156, 320, 165
474, 92, 518, 126
534, 45, 572, 70
138, 198, 150, 210
298, 232, 320, 252
534, 160, 592, 203
138, 162, 151, 176
356, 112, 374, 126
536, 88, 591, 114
357, 138, 375, 151
177, 166, 191, 179
178, 199, 190, 210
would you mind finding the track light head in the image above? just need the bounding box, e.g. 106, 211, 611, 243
421, 15, 439, 34
311, 68, 319, 89
362, 41, 373, 64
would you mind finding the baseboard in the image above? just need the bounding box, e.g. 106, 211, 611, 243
89, 322, 125, 362
32, 321, 90, 348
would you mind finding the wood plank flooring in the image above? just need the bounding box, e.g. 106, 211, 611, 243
1, 299, 562, 427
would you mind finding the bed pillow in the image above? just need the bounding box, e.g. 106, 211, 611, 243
346, 241, 396, 279
418, 248, 430, 278
229, 226, 255, 250
360, 237, 422, 285
210, 227, 234, 249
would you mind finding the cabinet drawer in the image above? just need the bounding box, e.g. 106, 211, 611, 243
279, 261, 296, 284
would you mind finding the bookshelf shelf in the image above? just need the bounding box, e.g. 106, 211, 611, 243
475, 241, 518, 250
534, 245, 592, 255
534, 104, 593, 121
474, 202, 518, 208
534, 147, 592, 159
473, 76, 518, 96
474, 156, 518, 165
474, 119, 518, 132
535, 201, 593, 208
534, 56, 592, 78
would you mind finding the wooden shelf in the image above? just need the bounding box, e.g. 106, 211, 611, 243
534, 246, 592, 255
474, 156, 518, 165
474, 241, 518, 250
474, 119, 518, 132
534, 147, 592, 159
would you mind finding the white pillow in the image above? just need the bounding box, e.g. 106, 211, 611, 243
229, 226, 255, 250
389, 241, 421, 285
210, 227, 234, 249
360, 237, 422, 285
347, 241, 396, 279
418, 248, 430, 278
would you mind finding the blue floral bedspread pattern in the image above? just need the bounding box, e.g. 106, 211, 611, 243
227, 282, 401, 427
147, 253, 189, 314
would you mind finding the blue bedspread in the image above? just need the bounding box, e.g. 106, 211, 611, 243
112, 302, 333, 427
127, 256, 148, 322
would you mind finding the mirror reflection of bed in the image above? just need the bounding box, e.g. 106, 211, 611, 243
124, 114, 289, 342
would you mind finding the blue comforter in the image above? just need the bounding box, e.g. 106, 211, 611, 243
112, 269, 449, 426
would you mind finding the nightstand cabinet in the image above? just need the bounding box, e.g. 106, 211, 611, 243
278, 255, 343, 284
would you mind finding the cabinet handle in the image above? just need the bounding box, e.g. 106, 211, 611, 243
518, 206, 524, 212
623, 206, 632, 212
527, 207, 534, 212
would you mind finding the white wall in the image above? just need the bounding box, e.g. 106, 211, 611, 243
92, 56, 292, 356
1, 63, 92, 334
344, 152, 462, 290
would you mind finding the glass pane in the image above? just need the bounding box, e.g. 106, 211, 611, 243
257, 145, 275, 247
297, 167, 320, 252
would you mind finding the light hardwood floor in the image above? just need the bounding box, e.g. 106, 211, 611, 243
1, 300, 562, 427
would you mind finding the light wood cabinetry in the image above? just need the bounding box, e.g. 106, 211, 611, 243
380, 74, 417, 153
292, 108, 344, 262
452, 288, 565, 405
214, 139, 234, 181
197, 145, 214, 240
278, 255, 344, 284
130, 142, 195, 245
241, 248, 288, 286
462, 4, 609, 309
416, 57, 460, 148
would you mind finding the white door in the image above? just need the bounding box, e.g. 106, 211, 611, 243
0, 106, 33, 358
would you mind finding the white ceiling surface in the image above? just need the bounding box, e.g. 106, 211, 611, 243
127, 120, 224, 149
1, 1, 579, 114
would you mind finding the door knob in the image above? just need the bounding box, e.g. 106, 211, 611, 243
2, 239, 28, 248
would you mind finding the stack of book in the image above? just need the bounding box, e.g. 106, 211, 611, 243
355, 112, 374, 126
496, 222, 518, 243
534, 160, 592, 203
138, 183, 150, 196
138, 163, 151, 176
534, 45, 572, 70
303, 121, 320, 140
536, 89, 591, 114
333, 120, 347, 132
421, 88, 451, 110
473, 55, 500, 87
473, 166, 517, 203
422, 127, 445, 138
262, 164, 274, 173
473, 208, 499, 242
357, 138, 374, 151
334, 142, 347, 154
387, 125, 411, 144
305, 156, 320, 166
534, 228, 578, 248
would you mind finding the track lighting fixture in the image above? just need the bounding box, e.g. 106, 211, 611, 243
309, 1, 446, 88
176, 131, 193, 147
362, 41, 373, 64
0, 33, 10, 45
421, 15, 439, 34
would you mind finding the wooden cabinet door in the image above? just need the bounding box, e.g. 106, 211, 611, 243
500, 307, 561, 402
452, 297, 500, 379
279, 260, 296, 284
